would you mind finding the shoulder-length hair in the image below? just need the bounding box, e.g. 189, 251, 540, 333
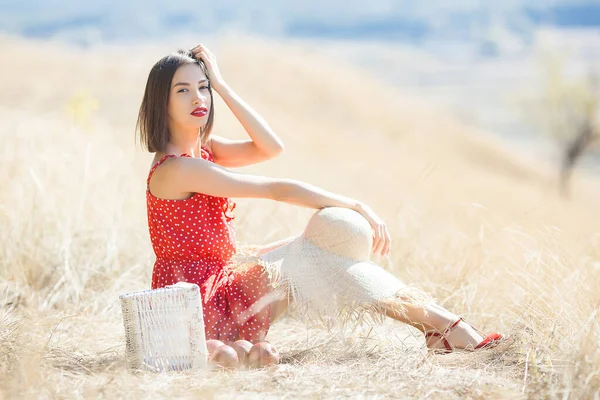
136, 49, 215, 153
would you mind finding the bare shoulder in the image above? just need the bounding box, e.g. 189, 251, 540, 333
148, 154, 206, 200
151, 154, 211, 181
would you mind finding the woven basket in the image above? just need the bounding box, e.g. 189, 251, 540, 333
119, 282, 207, 372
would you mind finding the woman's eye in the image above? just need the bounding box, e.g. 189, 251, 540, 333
177, 86, 207, 93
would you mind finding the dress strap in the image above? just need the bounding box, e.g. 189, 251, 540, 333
200, 145, 213, 161
147, 154, 176, 189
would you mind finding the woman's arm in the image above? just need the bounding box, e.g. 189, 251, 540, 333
206, 135, 280, 168
154, 157, 391, 255
165, 156, 360, 209
212, 83, 284, 157
191, 44, 284, 167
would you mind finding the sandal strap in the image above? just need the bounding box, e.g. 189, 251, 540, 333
425, 317, 463, 353
424, 331, 452, 353
426, 317, 503, 353
442, 317, 463, 336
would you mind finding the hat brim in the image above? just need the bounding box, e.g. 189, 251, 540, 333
258, 236, 410, 322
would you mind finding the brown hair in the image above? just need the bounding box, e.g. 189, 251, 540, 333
136, 49, 215, 153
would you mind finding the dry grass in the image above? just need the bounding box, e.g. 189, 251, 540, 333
0, 33, 599, 399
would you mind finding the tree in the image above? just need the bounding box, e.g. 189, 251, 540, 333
531, 49, 599, 197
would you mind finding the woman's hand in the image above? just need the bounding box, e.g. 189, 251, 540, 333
355, 203, 392, 257
191, 44, 226, 91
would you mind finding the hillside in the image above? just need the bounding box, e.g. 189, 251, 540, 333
0, 34, 599, 398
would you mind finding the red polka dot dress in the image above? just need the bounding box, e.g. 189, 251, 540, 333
146, 146, 270, 342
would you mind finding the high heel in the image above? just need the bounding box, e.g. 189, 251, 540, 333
425, 317, 503, 353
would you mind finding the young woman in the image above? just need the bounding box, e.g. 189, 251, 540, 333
137, 44, 501, 366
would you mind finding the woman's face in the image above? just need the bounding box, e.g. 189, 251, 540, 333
167, 63, 212, 131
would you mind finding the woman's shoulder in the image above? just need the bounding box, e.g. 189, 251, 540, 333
149, 150, 213, 184
147, 153, 201, 200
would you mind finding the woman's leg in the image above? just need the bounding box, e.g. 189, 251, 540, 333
266, 291, 485, 349
255, 236, 486, 348
382, 298, 484, 350
254, 235, 299, 323
268, 292, 290, 323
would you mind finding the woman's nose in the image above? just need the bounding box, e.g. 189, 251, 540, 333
192, 90, 206, 104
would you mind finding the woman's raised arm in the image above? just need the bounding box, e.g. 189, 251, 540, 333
191, 44, 284, 162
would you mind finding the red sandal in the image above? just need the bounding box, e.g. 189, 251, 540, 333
424, 317, 503, 353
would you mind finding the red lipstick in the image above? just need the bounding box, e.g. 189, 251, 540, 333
191, 107, 208, 117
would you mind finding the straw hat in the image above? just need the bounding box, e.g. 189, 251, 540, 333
237, 207, 430, 326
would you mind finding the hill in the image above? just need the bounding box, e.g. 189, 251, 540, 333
0, 34, 599, 398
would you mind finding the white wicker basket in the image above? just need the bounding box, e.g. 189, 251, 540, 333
119, 282, 207, 372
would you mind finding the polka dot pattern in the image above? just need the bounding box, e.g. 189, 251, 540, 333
146, 146, 270, 342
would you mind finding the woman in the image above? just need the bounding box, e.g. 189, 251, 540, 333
137, 44, 501, 364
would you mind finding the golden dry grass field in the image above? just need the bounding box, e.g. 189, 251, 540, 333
1, 34, 599, 399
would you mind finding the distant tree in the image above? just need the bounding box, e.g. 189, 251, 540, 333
559, 75, 598, 197
530, 50, 599, 197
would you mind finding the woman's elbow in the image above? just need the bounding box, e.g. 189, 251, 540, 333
275, 142, 285, 155
264, 140, 284, 159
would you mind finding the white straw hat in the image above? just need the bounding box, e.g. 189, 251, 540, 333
233, 207, 429, 327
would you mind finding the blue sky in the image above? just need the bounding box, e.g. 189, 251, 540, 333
1, 0, 599, 45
